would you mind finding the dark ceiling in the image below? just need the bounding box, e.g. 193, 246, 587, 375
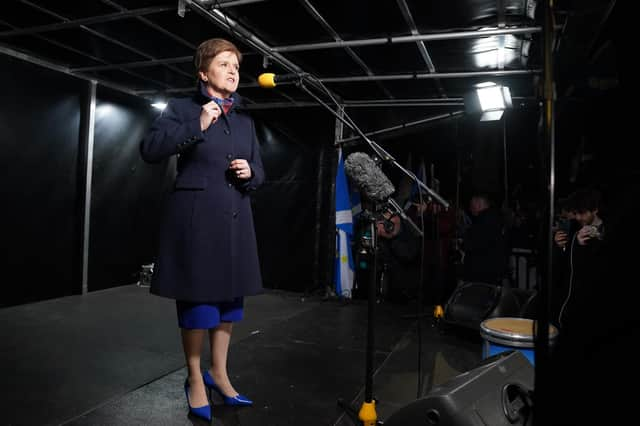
0, 0, 620, 142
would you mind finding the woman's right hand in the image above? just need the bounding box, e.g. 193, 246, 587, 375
200, 101, 222, 131
554, 230, 568, 248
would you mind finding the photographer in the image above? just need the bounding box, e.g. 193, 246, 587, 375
550, 195, 578, 327
555, 188, 605, 332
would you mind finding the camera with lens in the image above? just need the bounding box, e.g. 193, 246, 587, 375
557, 218, 572, 235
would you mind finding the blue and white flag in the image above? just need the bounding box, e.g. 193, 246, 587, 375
335, 148, 355, 299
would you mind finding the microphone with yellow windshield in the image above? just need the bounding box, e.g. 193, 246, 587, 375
257, 72, 306, 88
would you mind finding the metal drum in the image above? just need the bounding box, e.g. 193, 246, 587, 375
480, 317, 559, 366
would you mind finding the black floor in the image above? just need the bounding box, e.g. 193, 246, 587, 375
1, 285, 483, 426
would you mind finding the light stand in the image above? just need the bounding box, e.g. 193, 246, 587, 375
291, 76, 447, 425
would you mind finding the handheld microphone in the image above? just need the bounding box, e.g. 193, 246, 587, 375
344, 152, 395, 203
257, 72, 306, 88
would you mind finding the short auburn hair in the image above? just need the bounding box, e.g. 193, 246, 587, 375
194, 38, 242, 78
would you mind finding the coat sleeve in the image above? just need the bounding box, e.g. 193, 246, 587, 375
242, 118, 265, 192
140, 99, 204, 163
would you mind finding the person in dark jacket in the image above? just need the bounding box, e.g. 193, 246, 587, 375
140, 38, 265, 421
461, 193, 506, 285
550, 193, 580, 327
555, 188, 605, 332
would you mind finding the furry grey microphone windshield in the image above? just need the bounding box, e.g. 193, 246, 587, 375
344, 152, 395, 202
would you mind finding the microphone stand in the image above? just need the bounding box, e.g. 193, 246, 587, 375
336, 205, 381, 426
293, 77, 441, 425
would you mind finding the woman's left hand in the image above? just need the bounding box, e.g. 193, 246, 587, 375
229, 159, 252, 180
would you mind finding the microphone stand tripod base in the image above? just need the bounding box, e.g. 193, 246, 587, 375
358, 400, 377, 426
336, 398, 380, 426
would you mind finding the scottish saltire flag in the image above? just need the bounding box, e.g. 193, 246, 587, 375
335, 148, 355, 299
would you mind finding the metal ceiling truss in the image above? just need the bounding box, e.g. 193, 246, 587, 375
271, 27, 541, 53
2, 0, 543, 115
182, 0, 542, 138
199, 0, 268, 7
298, 0, 395, 100
133, 67, 539, 97
8, 0, 193, 90
497, 0, 506, 70
71, 56, 194, 73
0, 5, 174, 38
100, 0, 197, 51
0, 44, 140, 96
395, 0, 445, 97
0, 19, 169, 93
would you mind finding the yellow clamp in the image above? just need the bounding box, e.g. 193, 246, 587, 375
433, 305, 444, 319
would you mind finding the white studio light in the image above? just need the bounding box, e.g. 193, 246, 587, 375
477, 83, 506, 111
151, 102, 167, 111
464, 82, 513, 121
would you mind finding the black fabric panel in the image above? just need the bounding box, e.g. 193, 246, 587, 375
250, 110, 334, 293
0, 55, 84, 307
89, 87, 171, 292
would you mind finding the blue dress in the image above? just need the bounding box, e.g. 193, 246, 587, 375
176, 297, 244, 329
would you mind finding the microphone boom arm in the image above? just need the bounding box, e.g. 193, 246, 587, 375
296, 80, 449, 210
387, 198, 424, 237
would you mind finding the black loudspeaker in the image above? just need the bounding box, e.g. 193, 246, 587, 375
443, 282, 522, 330
384, 350, 534, 426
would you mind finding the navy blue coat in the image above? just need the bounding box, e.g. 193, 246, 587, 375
140, 91, 265, 302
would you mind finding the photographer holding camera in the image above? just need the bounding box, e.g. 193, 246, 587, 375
554, 187, 605, 332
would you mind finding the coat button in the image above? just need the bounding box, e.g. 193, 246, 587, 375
232, 212, 238, 218
224, 129, 230, 135
228, 183, 233, 188
226, 154, 232, 160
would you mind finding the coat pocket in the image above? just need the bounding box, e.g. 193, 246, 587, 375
174, 176, 207, 190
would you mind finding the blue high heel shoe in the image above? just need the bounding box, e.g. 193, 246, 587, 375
202, 370, 253, 406
184, 379, 212, 421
